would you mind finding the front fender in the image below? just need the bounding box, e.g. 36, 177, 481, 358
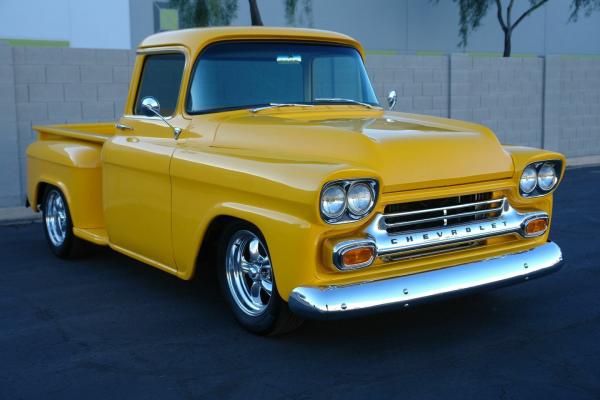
170, 147, 383, 299
183, 202, 320, 300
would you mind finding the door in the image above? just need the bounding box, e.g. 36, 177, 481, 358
103, 52, 187, 271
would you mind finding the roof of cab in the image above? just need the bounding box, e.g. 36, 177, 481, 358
138, 26, 364, 57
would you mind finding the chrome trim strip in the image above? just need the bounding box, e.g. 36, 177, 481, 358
290, 242, 563, 319
380, 240, 483, 262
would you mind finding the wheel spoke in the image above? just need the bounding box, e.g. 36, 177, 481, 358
248, 238, 261, 262
250, 281, 262, 305
239, 259, 252, 274
260, 277, 272, 296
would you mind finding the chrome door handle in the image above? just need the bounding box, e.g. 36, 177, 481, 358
116, 123, 134, 131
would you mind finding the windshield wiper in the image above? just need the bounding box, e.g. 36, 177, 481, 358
250, 103, 314, 113
314, 98, 381, 109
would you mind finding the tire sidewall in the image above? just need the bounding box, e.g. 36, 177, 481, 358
217, 222, 284, 334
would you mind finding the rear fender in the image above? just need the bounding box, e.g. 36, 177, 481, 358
27, 140, 104, 229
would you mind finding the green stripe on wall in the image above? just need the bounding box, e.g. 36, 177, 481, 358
560, 54, 600, 60
416, 51, 446, 56
366, 50, 539, 57
1, 38, 69, 47
466, 51, 537, 58
365, 50, 399, 55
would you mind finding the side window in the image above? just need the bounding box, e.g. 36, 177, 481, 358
134, 53, 185, 116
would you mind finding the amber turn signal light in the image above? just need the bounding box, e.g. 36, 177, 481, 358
342, 246, 375, 268
523, 217, 548, 237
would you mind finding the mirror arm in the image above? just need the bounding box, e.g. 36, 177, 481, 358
143, 104, 183, 140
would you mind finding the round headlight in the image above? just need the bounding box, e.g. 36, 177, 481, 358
537, 163, 557, 191
520, 166, 538, 194
347, 183, 373, 216
321, 185, 346, 219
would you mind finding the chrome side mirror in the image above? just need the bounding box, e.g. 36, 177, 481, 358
140, 96, 182, 140
141, 96, 160, 117
387, 90, 397, 110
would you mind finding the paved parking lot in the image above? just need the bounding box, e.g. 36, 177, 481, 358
1, 166, 599, 399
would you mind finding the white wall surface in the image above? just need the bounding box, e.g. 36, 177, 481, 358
231, 0, 600, 55
0, 0, 132, 49
1, 0, 599, 53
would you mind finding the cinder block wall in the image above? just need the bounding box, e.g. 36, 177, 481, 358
367, 55, 449, 118
0, 43, 21, 207
449, 55, 544, 147
544, 56, 600, 156
0, 45, 599, 207
10, 47, 135, 204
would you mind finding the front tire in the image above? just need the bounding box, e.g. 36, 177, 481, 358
217, 222, 303, 335
41, 186, 88, 258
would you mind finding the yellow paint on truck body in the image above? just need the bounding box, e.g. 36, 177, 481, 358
26, 27, 565, 300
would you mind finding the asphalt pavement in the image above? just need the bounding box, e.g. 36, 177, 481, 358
1, 166, 599, 399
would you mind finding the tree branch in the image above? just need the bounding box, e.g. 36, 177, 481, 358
495, 0, 508, 32
512, 0, 549, 29
507, 0, 515, 26
249, 0, 264, 25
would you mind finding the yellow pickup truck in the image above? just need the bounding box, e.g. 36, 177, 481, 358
26, 27, 565, 335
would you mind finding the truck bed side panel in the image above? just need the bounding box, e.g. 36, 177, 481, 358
27, 140, 104, 230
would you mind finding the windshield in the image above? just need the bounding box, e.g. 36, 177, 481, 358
186, 41, 379, 114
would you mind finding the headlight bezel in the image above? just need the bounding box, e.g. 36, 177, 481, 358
519, 160, 562, 198
320, 179, 378, 224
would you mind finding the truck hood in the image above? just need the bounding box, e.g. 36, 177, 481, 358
212, 110, 514, 193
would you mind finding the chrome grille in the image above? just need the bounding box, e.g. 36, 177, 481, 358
383, 193, 505, 234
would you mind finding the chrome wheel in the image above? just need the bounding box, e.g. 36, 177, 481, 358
44, 190, 67, 247
225, 230, 273, 317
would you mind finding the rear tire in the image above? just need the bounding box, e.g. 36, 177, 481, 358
41, 186, 89, 259
217, 221, 303, 335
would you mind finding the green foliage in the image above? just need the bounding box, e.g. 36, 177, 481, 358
169, 0, 238, 28
284, 0, 314, 27
454, 0, 491, 47
570, 0, 600, 20
170, 0, 313, 28
439, 0, 599, 49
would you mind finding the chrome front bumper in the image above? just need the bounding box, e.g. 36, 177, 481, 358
288, 241, 563, 319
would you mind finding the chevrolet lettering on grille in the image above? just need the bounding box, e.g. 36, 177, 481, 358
391, 219, 510, 245
364, 201, 549, 258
